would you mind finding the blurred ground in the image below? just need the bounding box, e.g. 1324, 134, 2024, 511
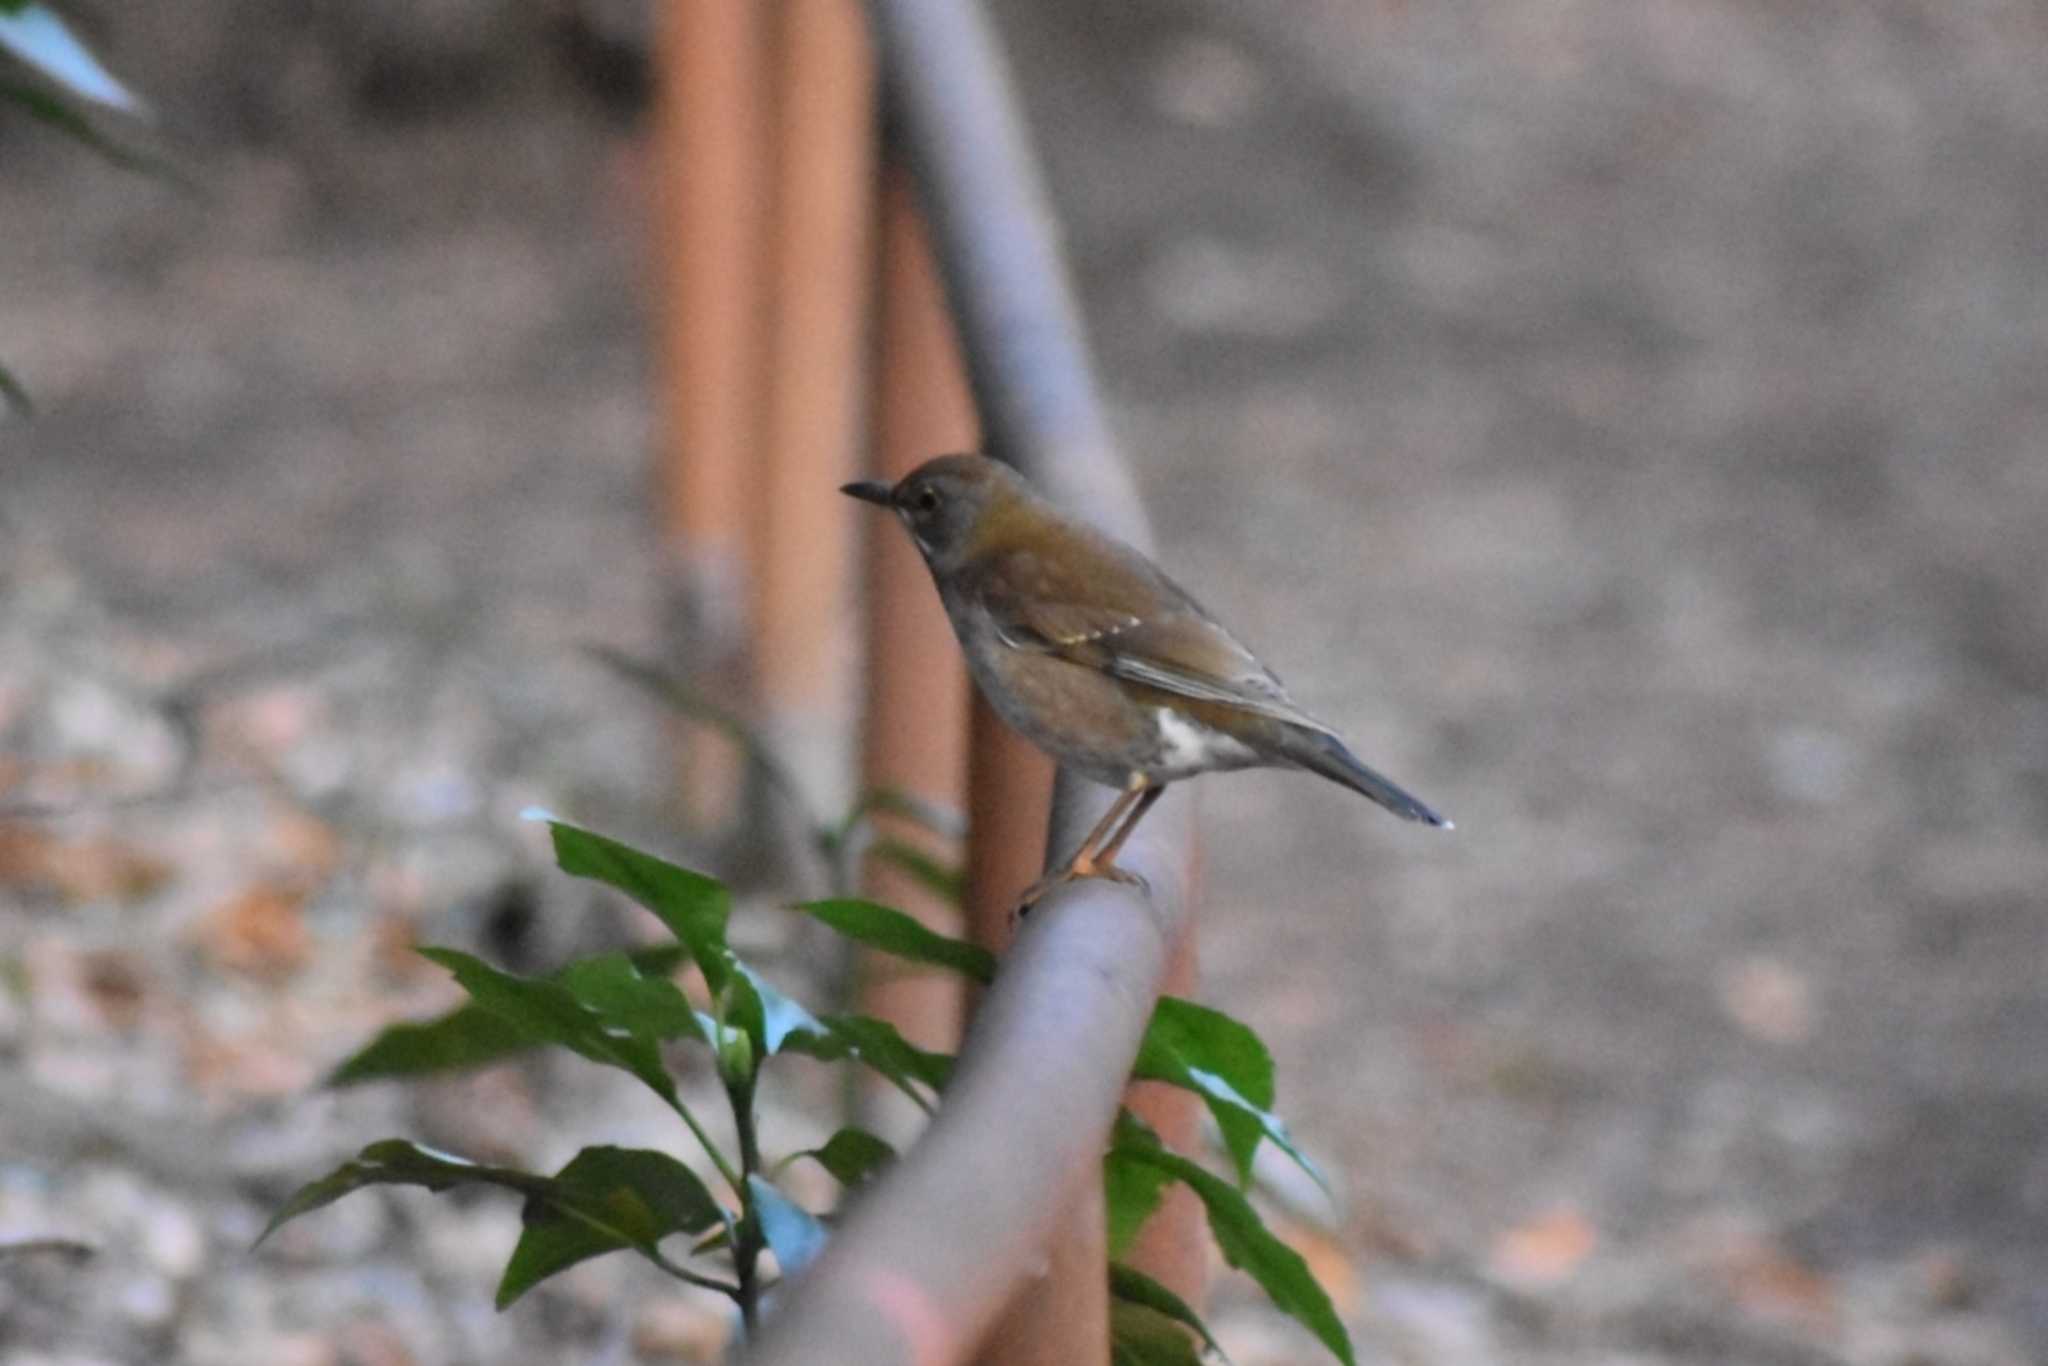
4, 2, 2047, 1363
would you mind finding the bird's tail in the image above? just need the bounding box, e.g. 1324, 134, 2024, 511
1276, 726, 1450, 828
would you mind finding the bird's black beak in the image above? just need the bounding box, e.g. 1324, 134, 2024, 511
840, 480, 895, 508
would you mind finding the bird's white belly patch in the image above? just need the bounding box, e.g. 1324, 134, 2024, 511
1153, 707, 1258, 773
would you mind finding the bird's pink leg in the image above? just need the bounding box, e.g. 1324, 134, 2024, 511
1082, 782, 1165, 878
1014, 777, 1160, 916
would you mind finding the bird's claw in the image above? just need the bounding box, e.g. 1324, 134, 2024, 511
1011, 862, 1150, 922
1011, 876, 1058, 923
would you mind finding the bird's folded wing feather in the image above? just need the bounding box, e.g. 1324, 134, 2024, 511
978, 549, 1332, 733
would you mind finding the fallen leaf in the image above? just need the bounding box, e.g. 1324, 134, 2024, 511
192, 883, 312, 979
1716, 956, 1814, 1045
180, 1020, 319, 1099
0, 825, 173, 904
1489, 1207, 1597, 1289
263, 805, 340, 882
218, 684, 322, 758
1718, 1236, 1836, 1332
22, 937, 151, 1035
371, 912, 436, 983
250, 1336, 338, 1366
1348, 1203, 1435, 1264
1915, 1246, 1978, 1312
333, 1318, 417, 1366
78, 950, 149, 1032
1678, 1215, 1838, 1335
633, 1293, 733, 1362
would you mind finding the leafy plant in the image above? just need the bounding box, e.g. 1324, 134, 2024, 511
263, 815, 1354, 1363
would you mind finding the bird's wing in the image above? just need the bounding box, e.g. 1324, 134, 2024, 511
977, 546, 1333, 734
1093, 613, 1333, 733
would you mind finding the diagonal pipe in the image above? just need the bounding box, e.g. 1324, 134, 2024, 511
739, 1, 1198, 1362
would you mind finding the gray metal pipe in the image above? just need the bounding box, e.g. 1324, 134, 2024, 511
739, 0, 1197, 1362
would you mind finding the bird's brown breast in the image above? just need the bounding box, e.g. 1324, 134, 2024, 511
962, 623, 1268, 785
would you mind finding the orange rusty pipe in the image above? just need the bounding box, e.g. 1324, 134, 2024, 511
753, 0, 874, 749
743, 0, 1200, 1359
650, 0, 771, 827
979, 1179, 1110, 1366
853, 169, 978, 1128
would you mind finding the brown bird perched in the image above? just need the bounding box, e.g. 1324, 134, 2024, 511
844, 453, 1447, 909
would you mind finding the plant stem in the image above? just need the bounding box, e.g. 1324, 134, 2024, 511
731, 1073, 766, 1336
543, 1198, 740, 1300
667, 1095, 745, 1195
648, 1247, 741, 1299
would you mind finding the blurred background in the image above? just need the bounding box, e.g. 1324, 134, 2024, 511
4, 1, 2046, 1362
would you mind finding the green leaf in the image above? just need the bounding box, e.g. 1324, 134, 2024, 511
1110, 1263, 1231, 1363
537, 821, 833, 1065
792, 899, 995, 983
498, 1146, 724, 1308
1110, 1299, 1206, 1366
1104, 1139, 1174, 1259
815, 1016, 953, 1092
558, 952, 708, 1044
786, 1127, 896, 1190
544, 820, 735, 994
257, 1138, 728, 1307
863, 838, 966, 907
778, 1013, 952, 1113
0, 6, 141, 112
1134, 997, 1326, 1198
748, 1176, 827, 1278
416, 947, 681, 1111
562, 1145, 724, 1233
1109, 1117, 1354, 1366
329, 946, 689, 1086
728, 961, 822, 1057
633, 944, 697, 977
258, 1139, 548, 1246
329, 1000, 543, 1085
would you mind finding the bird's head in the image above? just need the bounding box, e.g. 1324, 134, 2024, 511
841, 453, 1027, 573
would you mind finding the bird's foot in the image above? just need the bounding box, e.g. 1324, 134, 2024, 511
1011, 859, 1149, 922
1011, 872, 1064, 923
1073, 851, 1149, 893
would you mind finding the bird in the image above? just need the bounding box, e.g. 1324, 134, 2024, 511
842, 453, 1447, 911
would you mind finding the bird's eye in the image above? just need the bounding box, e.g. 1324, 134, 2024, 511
914, 488, 940, 514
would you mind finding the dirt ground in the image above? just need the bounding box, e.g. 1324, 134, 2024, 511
4, 2, 2046, 1363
